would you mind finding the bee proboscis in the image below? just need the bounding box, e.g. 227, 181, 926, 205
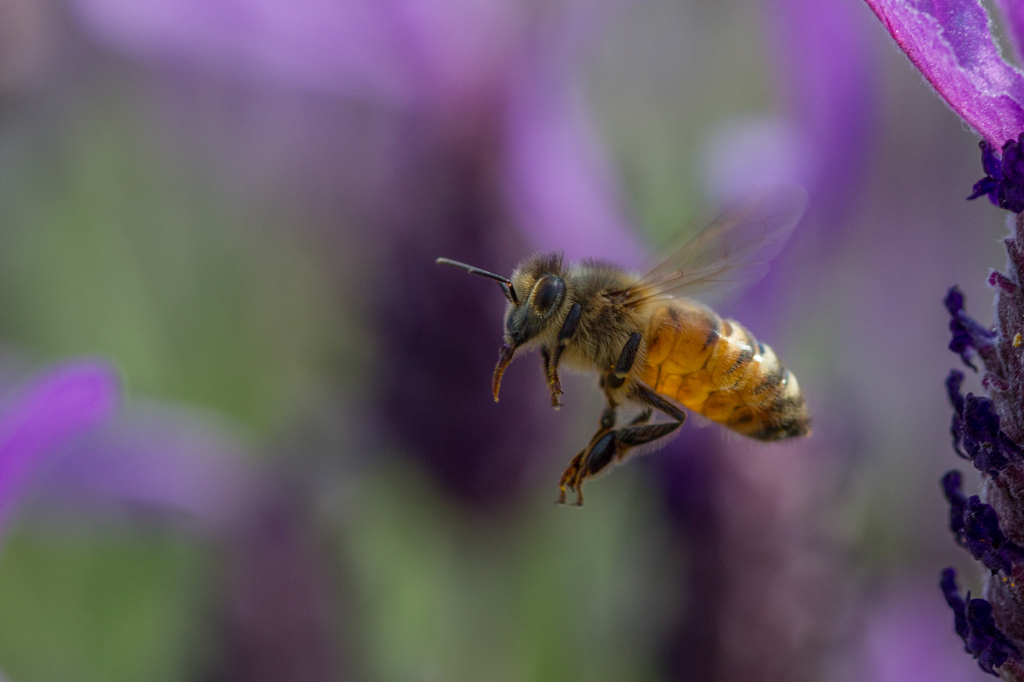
437, 184, 811, 505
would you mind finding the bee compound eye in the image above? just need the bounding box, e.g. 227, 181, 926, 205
532, 276, 565, 315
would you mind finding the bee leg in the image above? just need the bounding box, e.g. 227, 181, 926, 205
604, 332, 643, 390
562, 334, 646, 500
569, 386, 686, 498
631, 381, 686, 423
556, 448, 586, 504
573, 418, 683, 495
543, 304, 582, 410
557, 404, 616, 505
541, 346, 563, 409
628, 408, 653, 427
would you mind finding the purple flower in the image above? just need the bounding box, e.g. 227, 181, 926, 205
0, 360, 121, 537
942, 568, 1021, 675
942, 469, 968, 539
0, 360, 121, 681
964, 495, 1024, 574
942, 471, 1024, 575
38, 400, 260, 530
946, 369, 1022, 475
17, 382, 342, 680
967, 136, 1024, 211
864, 0, 1024, 210
945, 287, 996, 371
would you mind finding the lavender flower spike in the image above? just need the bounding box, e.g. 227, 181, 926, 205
0, 360, 121, 537
933, 217, 1024, 680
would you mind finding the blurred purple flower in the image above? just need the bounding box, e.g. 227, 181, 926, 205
37, 401, 260, 530
32, 392, 345, 680
765, 0, 877, 215
704, 0, 878, 340
69, 0, 523, 113
501, 5, 645, 265
996, 0, 1024, 63
0, 356, 341, 680
864, 0, 1024, 209
658, 433, 846, 682
374, 129, 562, 509
656, 0, 876, 679
0, 359, 121, 538
208, 486, 344, 682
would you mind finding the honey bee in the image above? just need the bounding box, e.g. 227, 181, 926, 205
437, 184, 810, 505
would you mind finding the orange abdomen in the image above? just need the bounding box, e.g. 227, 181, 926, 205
637, 299, 809, 440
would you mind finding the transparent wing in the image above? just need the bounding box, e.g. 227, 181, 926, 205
622, 184, 808, 305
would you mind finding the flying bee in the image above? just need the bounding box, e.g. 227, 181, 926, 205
437, 184, 810, 505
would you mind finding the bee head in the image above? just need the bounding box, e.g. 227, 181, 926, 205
435, 252, 568, 402
504, 252, 568, 348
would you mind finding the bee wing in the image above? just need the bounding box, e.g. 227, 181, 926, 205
624, 183, 808, 304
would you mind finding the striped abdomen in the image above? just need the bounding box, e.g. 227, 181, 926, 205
637, 299, 809, 441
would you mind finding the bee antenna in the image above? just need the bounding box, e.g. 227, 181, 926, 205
436, 257, 520, 305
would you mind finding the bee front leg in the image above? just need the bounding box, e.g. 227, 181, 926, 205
543, 304, 582, 409
541, 346, 563, 408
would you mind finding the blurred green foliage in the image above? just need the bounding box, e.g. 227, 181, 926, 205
341, 462, 677, 682
0, 533, 215, 682
0, 76, 347, 431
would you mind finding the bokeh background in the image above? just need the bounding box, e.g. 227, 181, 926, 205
0, 0, 1011, 680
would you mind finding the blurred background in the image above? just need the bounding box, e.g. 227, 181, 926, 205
0, 0, 1010, 680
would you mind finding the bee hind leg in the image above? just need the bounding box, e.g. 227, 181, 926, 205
557, 404, 616, 505
628, 408, 653, 427
572, 421, 682, 496
562, 385, 686, 505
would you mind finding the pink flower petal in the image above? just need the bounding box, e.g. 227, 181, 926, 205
865, 0, 1024, 147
